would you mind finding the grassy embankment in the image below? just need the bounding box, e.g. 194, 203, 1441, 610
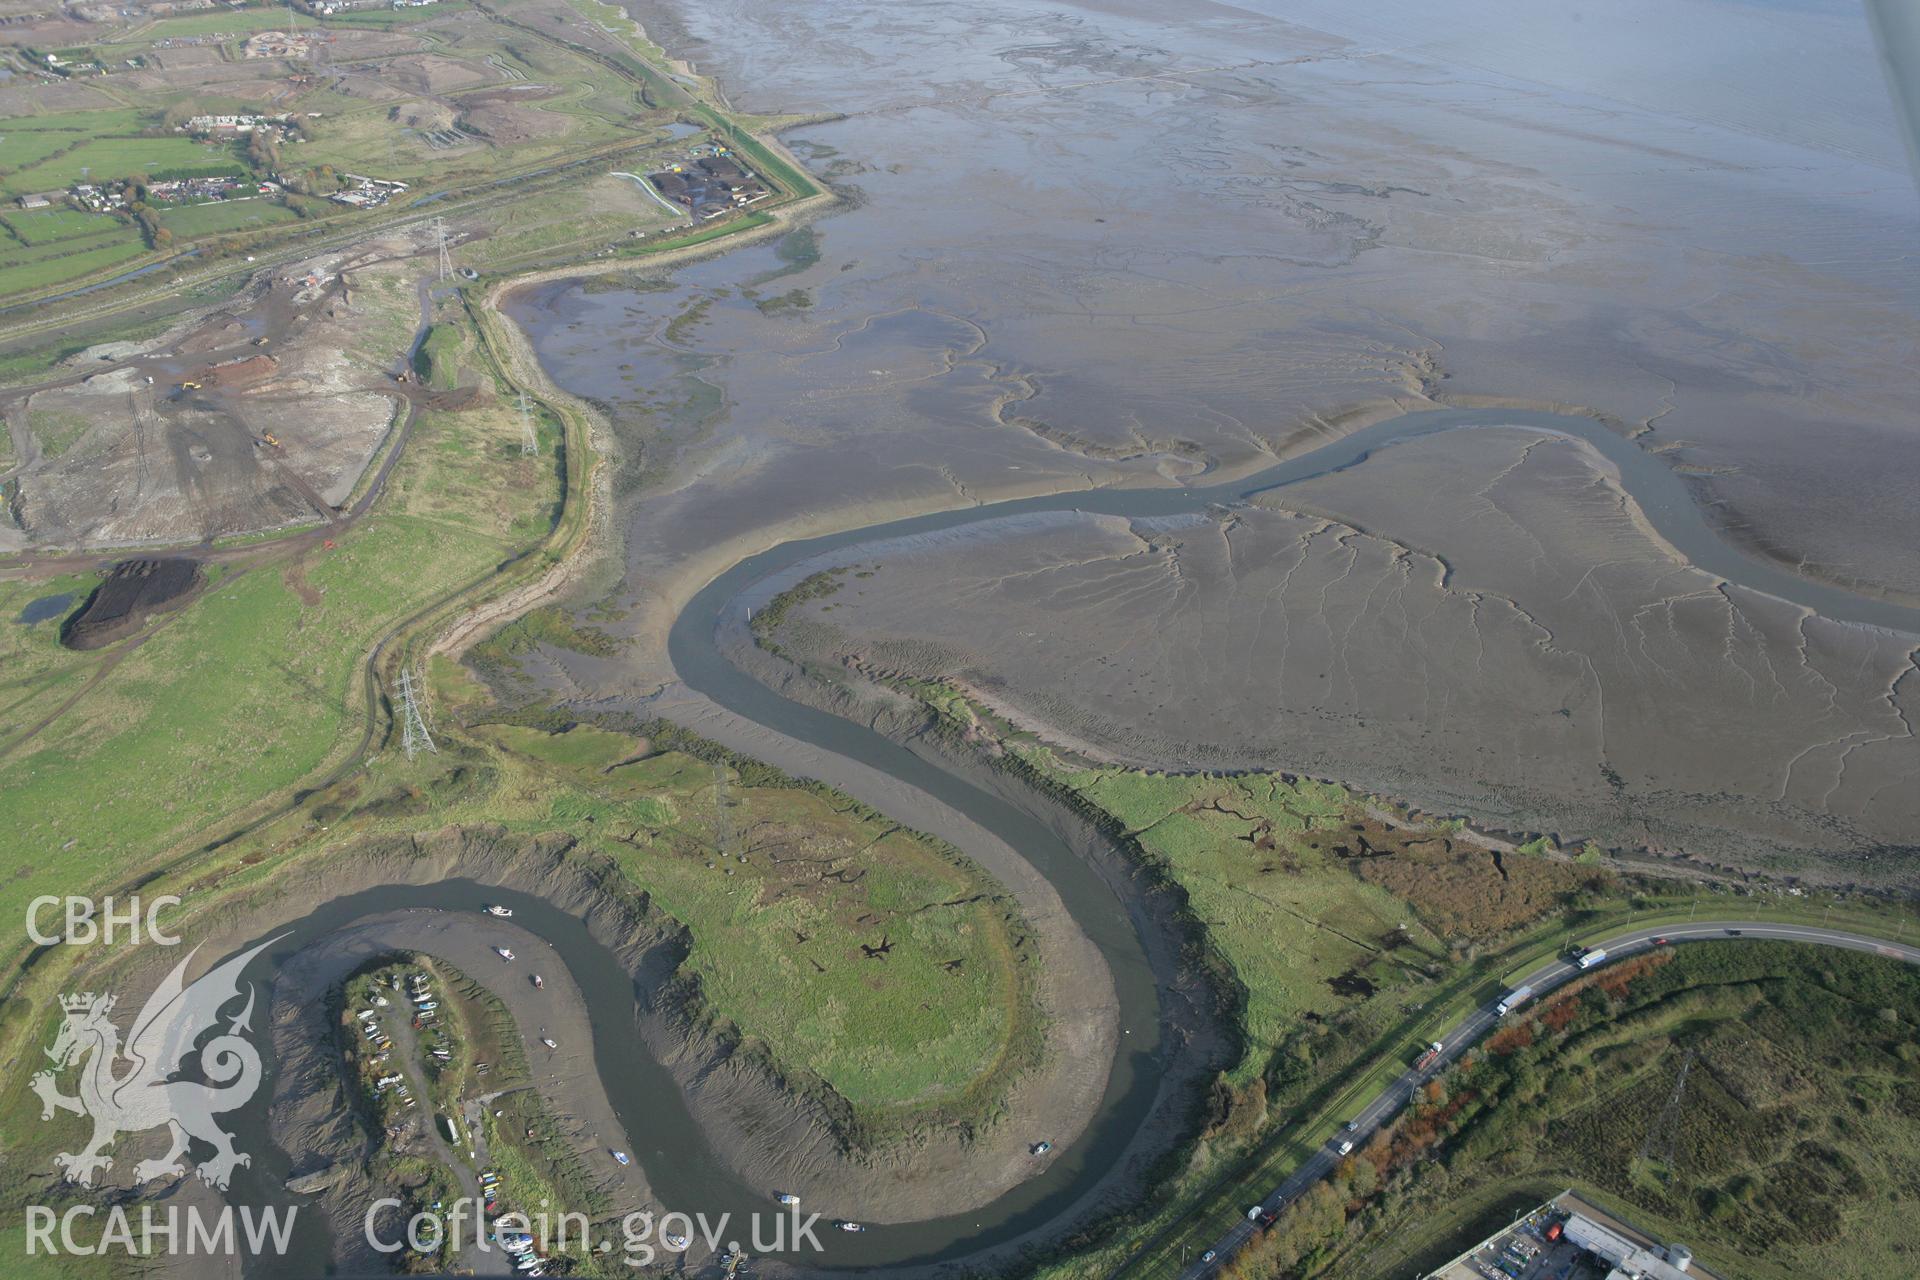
0, 281, 588, 1267
0, 671, 1042, 1236
1233, 941, 1920, 1280
0, 3, 840, 1265
0, 0, 831, 1006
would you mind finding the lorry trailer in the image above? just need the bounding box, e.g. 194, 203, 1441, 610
1495, 985, 1534, 1016
1576, 948, 1608, 969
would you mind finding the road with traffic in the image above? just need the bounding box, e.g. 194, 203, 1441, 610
1174, 920, 1920, 1279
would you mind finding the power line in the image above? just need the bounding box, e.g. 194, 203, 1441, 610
1636, 1048, 1696, 1171
518, 389, 538, 456
395, 666, 436, 760
712, 762, 732, 859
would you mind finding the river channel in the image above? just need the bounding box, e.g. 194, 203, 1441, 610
220, 404, 1920, 1275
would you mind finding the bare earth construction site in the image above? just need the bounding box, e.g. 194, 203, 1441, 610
3, 240, 426, 552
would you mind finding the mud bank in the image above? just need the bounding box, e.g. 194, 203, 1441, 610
622, 675, 1236, 1274
265, 909, 654, 1275
73, 820, 1129, 1273
684, 419, 1920, 883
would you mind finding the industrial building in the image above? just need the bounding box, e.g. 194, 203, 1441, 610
1425, 1191, 1724, 1280
648, 153, 771, 220
1562, 1211, 1696, 1280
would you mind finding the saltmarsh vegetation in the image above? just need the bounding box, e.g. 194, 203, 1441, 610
306, 711, 1045, 1143
874, 677, 1920, 1280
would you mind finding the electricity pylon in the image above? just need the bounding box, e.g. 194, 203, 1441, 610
1636, 1049, 1696, 1172
396, 666, 436, 760
518, 390, 538, 456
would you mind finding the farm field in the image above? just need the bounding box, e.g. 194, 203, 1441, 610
158, 197, 299, 238
2, 207, 127, 246
0, 236, 148, 297
0, 0, 716, 303
0, 135, 241, 199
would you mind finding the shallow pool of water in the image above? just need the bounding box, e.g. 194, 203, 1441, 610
15, 592, 74, 625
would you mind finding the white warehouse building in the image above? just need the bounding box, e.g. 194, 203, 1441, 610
1563, 1213, 1695, 1280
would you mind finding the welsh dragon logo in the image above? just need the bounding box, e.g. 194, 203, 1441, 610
31, 938, 281, 1191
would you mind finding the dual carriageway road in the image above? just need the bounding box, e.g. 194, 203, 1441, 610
1175, 920, 1920, 1280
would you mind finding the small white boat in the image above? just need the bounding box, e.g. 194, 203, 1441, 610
495, 947, 515, 961
486, 905, 513, 918
837, 1221, 864, 1233
1030, 1140, 1052, 1156
775, 1191, 798, 1205
612, 1149, 631, 1166
663, 1232, 689, 1250
532, 974, 544, 989
540, 1037, 557, 1049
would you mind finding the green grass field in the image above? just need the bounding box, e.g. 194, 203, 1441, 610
158, 198, 298, 238
0, 502, 514, 930
909, 686, 1457, 1082
0, 0, 813, 306
0, 108, 151, 143
0, 136, 240, 199
0, 117, 264, 296
460, 173, 680, 270
1064, 768, 1441, 1058
109, 9, 323, 41
0, 130, 87, 174
0, 228, 136, 269
1, 207, 125, 246
0, 237, 149, 297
